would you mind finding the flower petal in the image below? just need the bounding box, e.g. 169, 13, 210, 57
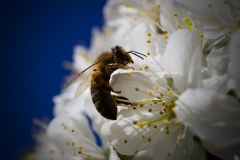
47, 115, 106, 159
176, 88, 240, 156
110, 69, 168, 101
229, 30, 240, 98
173, 0, 236, 39
153, 126, 194, 160
101, 108, 172, 156
161, 30, 203, 93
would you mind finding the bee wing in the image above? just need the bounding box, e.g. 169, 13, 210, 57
62, 60, 101, 98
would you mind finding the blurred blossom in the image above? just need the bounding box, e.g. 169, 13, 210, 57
31, 0, 240, 160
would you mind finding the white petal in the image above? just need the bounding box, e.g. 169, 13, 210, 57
161, 30, 203, 93
101, 108, 170, 155
159, 0, 187, 34
173, 0, 236, 39
229, 30, 240, 98
202, 140, 240, 160
153, 126, 194, 160
206, 46, 229, 76
176, 89, 240, 147
130, 23, 164, 72
110, 69, 168, 101
47, 115, 106, 159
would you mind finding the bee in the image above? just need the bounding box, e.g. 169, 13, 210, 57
63, 45, 146, 120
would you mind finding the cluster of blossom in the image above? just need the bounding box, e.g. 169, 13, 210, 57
29, 0, 240, 160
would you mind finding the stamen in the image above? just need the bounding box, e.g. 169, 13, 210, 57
183, 17, 192, 30
147, 32, 151, 36
146, 39, 151, 43
146, 51, 151, 56
138, 112, 173, 128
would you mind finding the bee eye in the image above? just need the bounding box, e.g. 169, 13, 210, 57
115, 50, 122, 56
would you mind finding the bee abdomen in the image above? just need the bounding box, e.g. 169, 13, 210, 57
91, 83, 117, 120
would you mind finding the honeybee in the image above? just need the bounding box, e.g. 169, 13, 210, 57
63, 45, 146, 120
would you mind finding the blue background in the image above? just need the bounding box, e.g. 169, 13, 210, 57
0, 0, 106, 159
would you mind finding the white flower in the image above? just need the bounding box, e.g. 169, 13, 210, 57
47, 113, 115, 160
101, 30, 205, 160
27, 119, 83, 160
173, 0, 240, 39
228, 30, 240, 98
175, 88, 240, 160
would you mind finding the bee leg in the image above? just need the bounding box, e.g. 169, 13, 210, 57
112, 95, 132, 106
112, 90, 121, 94
123, 66, 135, 70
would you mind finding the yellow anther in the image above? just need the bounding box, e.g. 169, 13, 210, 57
219, 25, 224, 30
177, 135, 183, 142
208, 4, 212, 8
237, 18, 240, 23
71, 129, 75, 132
140, 104, 144, 107
146, 51, 151, 56
124, 139, 128, 143
166, 130, 170, 134
125, 4, 131, 8
78, 150, 82, 154
148, 138, 152, 142
149, 108, 152, 112
235, 120, 240, 129
157, 4, 161, 8
133, 121, 137, 125
135, 87, 139, 91
164, 30, 168, 34
212, 98, 220, 107
147, 32, 151, 36
85, 155, 90, 159
71, 142, 75, 146
142, 135, 145, 139
146, 39, 151, 43
154, 86, 159, 90
167, 152, 171, 157
168, 90, 172, 95
173, 12, 178, 17
154, 124, 157, 129
164, 35, 168, 39
172, 107, 175, 113
64, 126, 67, 129
174, 119, 180, 125
148, 90, 153, 95
128, 72, 132, 76
198, 34, 204, 39
160, 111, 163, 114
163, 119, 169, 125
153, 19, 158, 22
213, 143, 223, 151
194, 24, 197, 28
134, 150, 138, 154
61, 151, 64, 155
144, 65, 149, 70
134, 18, 137, 21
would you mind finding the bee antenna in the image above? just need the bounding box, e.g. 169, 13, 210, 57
127, 51, 147, 57
128, 52, 144, 60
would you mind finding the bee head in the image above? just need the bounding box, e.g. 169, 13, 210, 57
112, 46, 134, 65
111, 46, 147, 65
